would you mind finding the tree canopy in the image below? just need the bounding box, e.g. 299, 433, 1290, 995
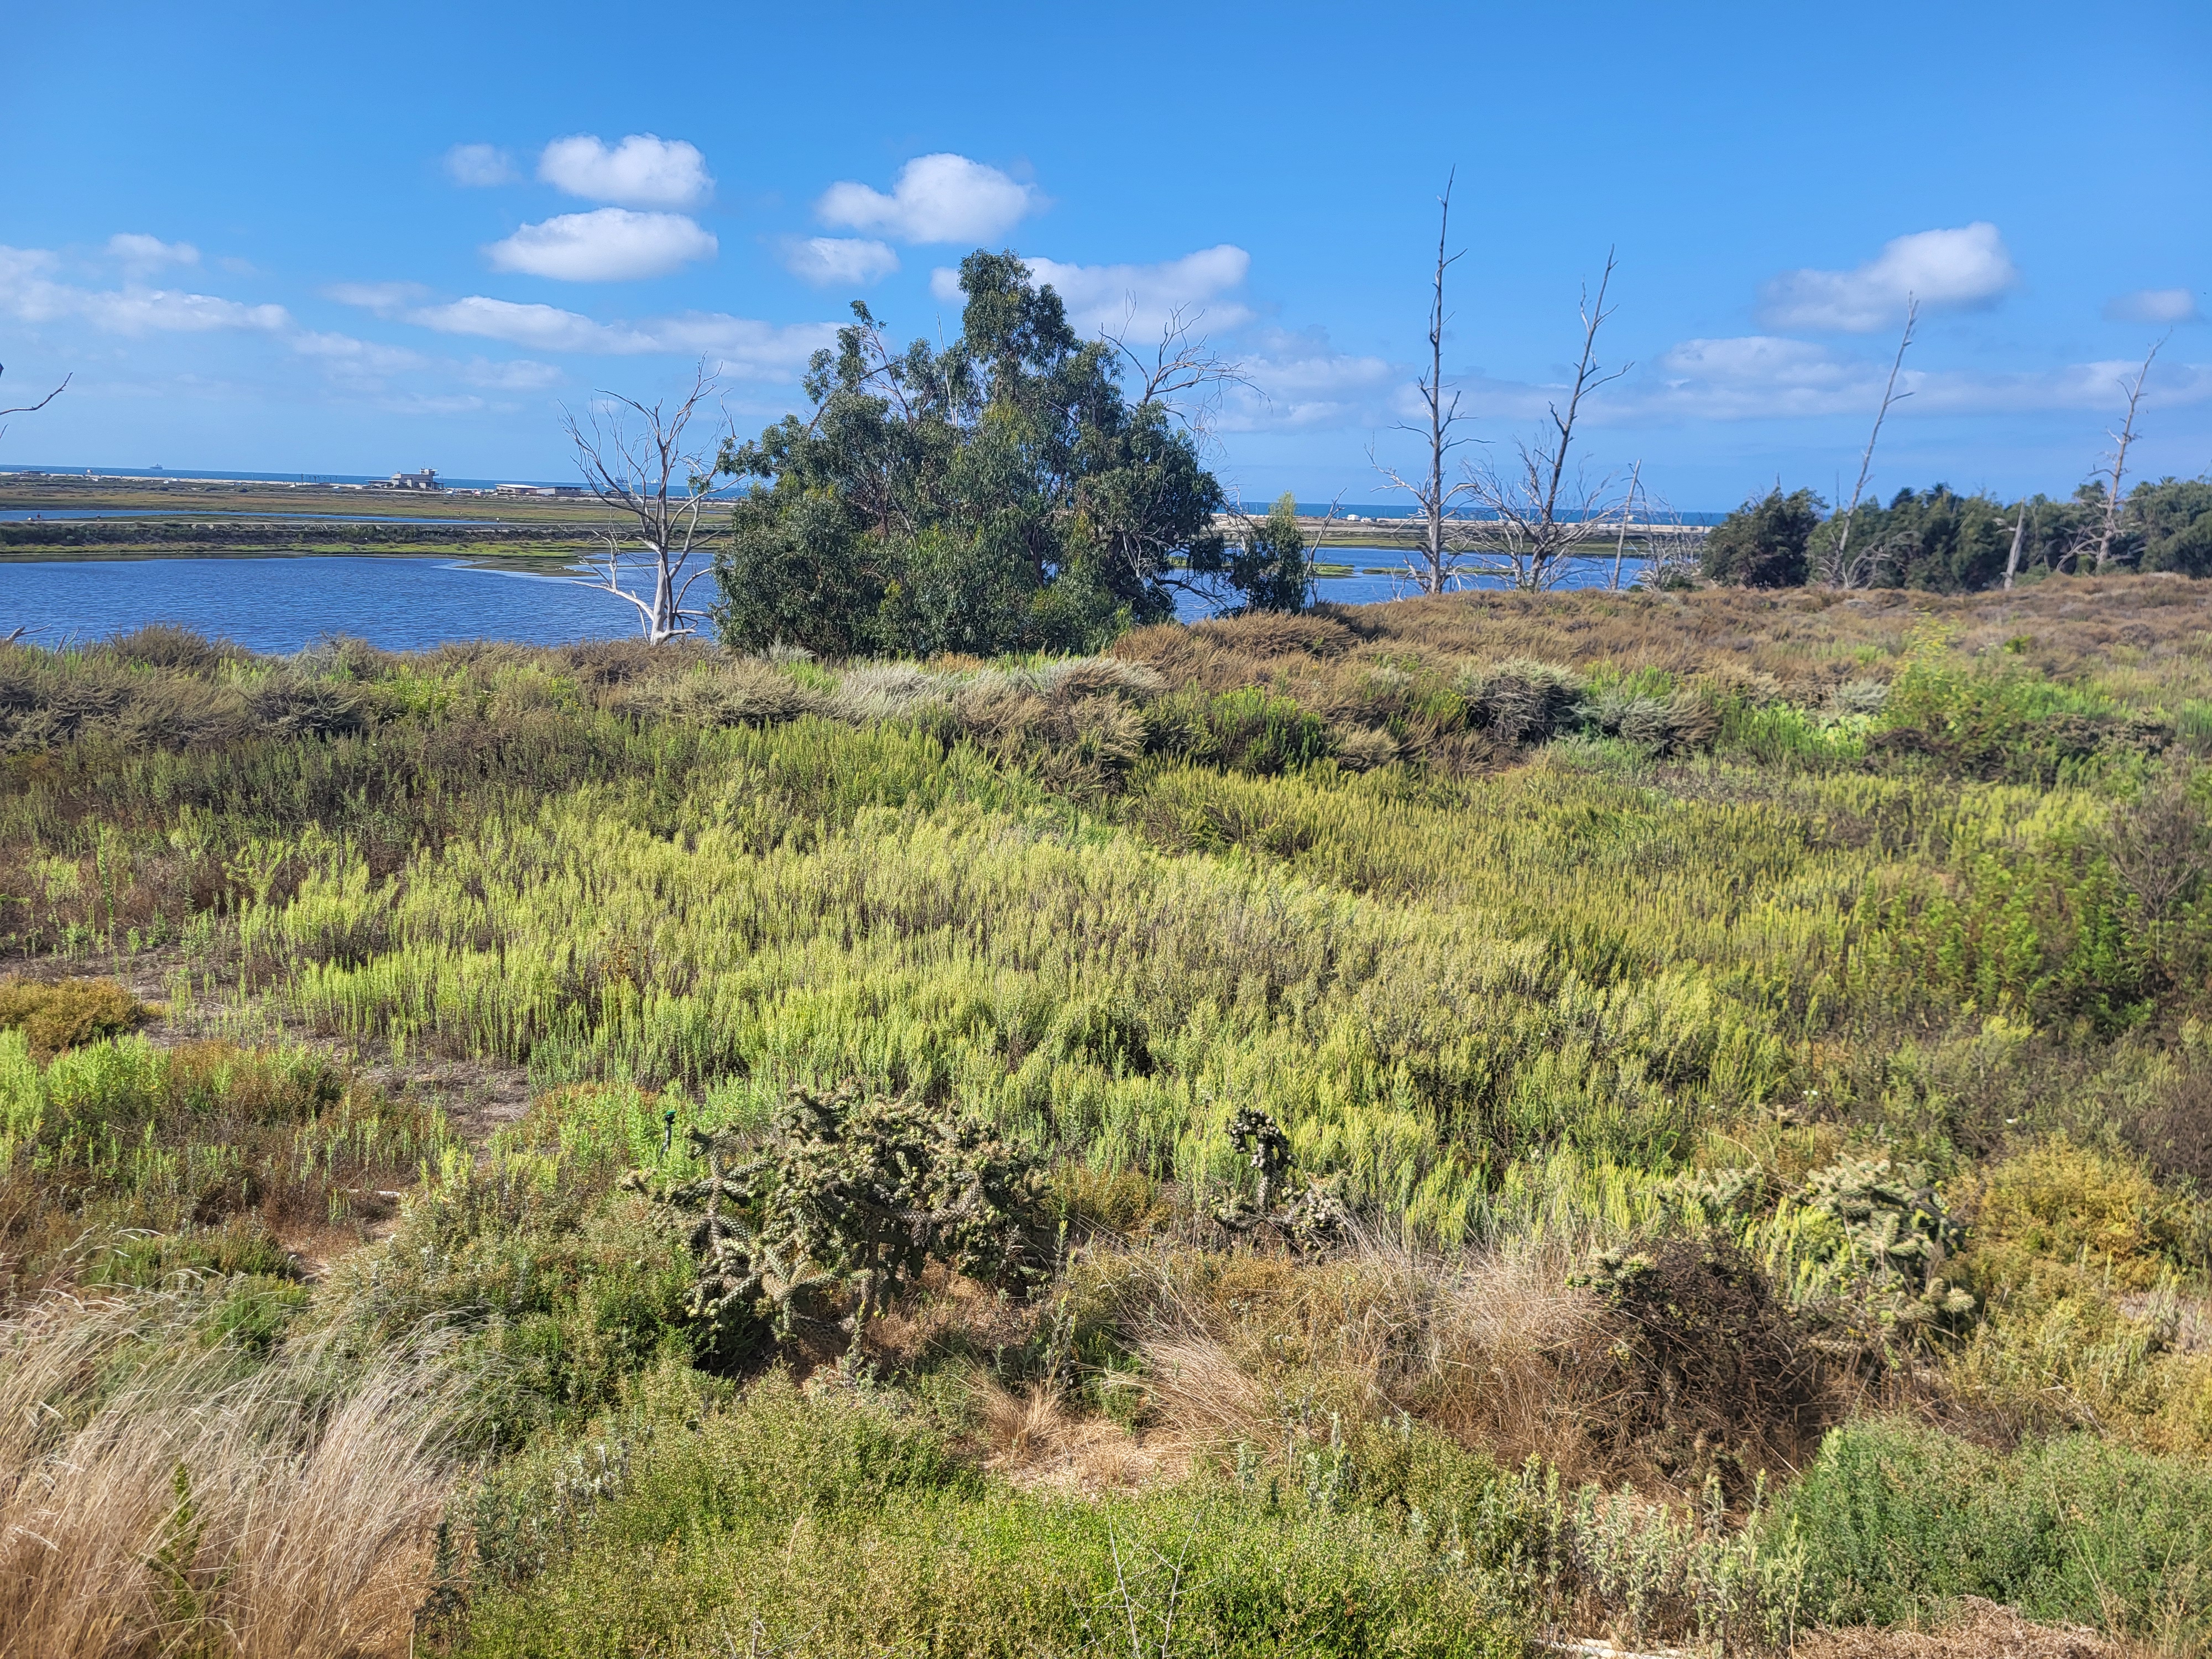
1700, 488, 1822, 588
709, 252, 1234, 658
1703, 476, 2212, 592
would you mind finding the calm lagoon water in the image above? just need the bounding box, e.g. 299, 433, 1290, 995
0, 552, 1652, 654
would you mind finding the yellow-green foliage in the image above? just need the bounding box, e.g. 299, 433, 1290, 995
0, 975, 148, 1057
1964, 1136, 2180, 1291
0, 1029, 453, 1300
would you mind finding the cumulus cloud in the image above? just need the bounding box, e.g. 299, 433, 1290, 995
539, 134, 712, 208
107, 233, 200, 273
818, 154, 1040, 244
486, 209, 717, 282
444, 143, 515, 187
397, 294, 834, 377
2104, 287, 2201, 326
1, 239, 579, 416
1759, 223, 2018, 332
781, 236, 899, 288
928, 244, 1253, 336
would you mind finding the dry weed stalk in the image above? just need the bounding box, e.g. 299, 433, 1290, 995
0, 1290, 456, 1659
1103, 1233, 1620, 1481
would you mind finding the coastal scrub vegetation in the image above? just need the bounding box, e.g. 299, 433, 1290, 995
4, 578, 2212, 1654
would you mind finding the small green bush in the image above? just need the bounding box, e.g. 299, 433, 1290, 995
1778, 1417, 2212, 1640
453, 1377, 1524, 1659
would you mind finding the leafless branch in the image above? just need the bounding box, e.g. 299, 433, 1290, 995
2089, 333, 2166, 573
1372, 171, 1483, 594
1610, 460, 1644, 590
0, 365, 70, 442
1107, 304, 1251, 429
1820, 298, 1917, 588
564, 361, 732, 644
1460, 249, 1632, 590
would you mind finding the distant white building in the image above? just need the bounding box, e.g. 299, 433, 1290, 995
494, 482, 586, 499
387, 468, 441, 491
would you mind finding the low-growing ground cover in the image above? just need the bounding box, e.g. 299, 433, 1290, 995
2, 577, 2209, 1656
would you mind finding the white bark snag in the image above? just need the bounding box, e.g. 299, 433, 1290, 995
1464, 251, 1630, 591
1611, 460, 1643, 591
2003, 508, 2028, 590
1823, 298, 1917, 589
1371, 173, 1476, 594
2090, 336, 2164, 574
564, 363, 728, 644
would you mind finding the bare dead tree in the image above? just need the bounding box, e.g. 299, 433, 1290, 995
1819, 299, 1917, 588
1371, 173, 1479, 594
1633, 488, 1708, 589
1462, 250, 1631, 591
0, 363, 70, 444
564, 363, 731, 645
1096, 305, 1257, 599
2087, 335, 2166, 574
1609, 458, 1644, 590
2002, 505, 2031, 591
1105, 303, 1251, 451
2, 364, 69, 644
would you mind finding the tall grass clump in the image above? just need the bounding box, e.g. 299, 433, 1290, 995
0, 1288, 456, 1658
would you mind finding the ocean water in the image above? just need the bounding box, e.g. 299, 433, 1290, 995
0, 551, 1656, 655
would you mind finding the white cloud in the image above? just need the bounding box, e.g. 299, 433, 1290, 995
781, 236, 899, 288
0, 248, 290, 336
928, 244, 1253, 337
1610, 333, 2212, 421
538, 134, 712, 208
444, 143, 515, 187
398, 294, 833, 377
1218, 327, 1396, 432
486, 209, 717, 282
464, 357, 564, 390
321, 280, 430, 316
1759, 223, 2019, 332
107, 233, 199, 273
818, 154, 1040, 244
2104, 287, 2201, 326
289, 329, 428, 389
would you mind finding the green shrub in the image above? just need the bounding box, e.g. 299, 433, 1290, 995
453, 1377, 1523, 1658
1146, 685, 1338, 774
1778, 1417, 2212, 1639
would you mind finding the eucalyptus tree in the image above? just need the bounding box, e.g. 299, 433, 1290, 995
712, 251, 1234, 658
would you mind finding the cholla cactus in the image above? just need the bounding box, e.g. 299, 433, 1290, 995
1211, 1107, 1347, 1251
636, 1081, 1051, 1349
1799, 1155, 1976, 1337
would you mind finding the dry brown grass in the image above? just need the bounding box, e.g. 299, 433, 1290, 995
969, 1376, 1182, 1494
0, 1291, 455, 1659
1794, 1596, 2117, 1658
1113, 575, 2212, 712
1076, 1236, 1658, 1484
0, 975, 152, 1057
1061, 1230, 1856, 1500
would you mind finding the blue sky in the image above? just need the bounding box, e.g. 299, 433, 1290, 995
4, 0, 2208, 510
